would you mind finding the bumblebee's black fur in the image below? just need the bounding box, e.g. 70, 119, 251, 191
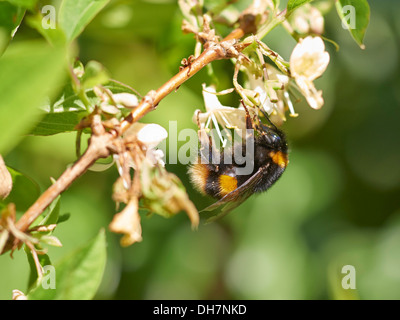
202, 123, 288, 198
189, 108, 289, 220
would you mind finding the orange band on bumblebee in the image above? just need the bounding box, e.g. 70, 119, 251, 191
269, 151, 289, 168
218, 174, 238, 196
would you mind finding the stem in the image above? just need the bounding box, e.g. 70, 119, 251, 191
25, 241, 43, 280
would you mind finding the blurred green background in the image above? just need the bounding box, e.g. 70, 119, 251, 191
1, 0, 400, 299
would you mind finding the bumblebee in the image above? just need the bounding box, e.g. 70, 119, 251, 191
188, 105, 289, 222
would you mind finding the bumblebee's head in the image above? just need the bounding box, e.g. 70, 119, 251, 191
258, 123, 288, 152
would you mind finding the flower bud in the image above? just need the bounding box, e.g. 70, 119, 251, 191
12, 290, 27, 300
112, 93, 139, 108
0, 156, 12, 200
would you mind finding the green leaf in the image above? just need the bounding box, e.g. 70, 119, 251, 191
0, 167, 40, 212
54, 79, 135, 112
39, 235, 63, 247
0, 41, 66, 155
0, 2, 25, 56
47, 82, 91, 112
3, 0, 37, 9
30, 111, 87, 136
39, 196, 61, 227
58, 0, 110, 42
286, 0, 314, 17
26, 10, 67, 47
102, 79, 140, 95
57, 212, 70, 224
336, 0, 370, 49
27, 229, 107, 300
29, 79, 138, 136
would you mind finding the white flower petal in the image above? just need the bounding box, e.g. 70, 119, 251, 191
196, 85, 247, 131
112, 93, 139, 108
290, 36, 329, 109
137, 123, 168, 149
202, 85, 228, 111
295, 76, 324, 109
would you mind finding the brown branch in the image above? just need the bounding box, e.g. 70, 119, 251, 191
1, 17, 252, 255
1, 116, 113, 254
15, 134, 112, 233
119, 29, 246, 134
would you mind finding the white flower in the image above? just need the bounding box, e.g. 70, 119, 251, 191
291, 4, 324, 35
290, 36, 330, 80
115, 123, 168, 189
123, 123, 168, 167
136, 123, 168, 149
198, 85, 246, 130
195, 84, 246, 147
245, 67, 296, 123
290, 36, 330, 109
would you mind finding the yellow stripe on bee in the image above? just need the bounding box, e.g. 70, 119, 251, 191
219, 174, 238, 196
269, 151, 288, 168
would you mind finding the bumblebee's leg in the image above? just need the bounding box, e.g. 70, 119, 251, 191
240, 100, 267, 137
240, 101, 256, 131
259, 107, 279, 131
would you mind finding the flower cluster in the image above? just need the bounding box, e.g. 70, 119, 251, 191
195, 33, 330, 129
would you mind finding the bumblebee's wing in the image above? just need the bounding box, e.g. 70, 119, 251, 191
201, 166, 265, 223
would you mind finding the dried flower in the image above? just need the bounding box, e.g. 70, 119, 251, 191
109, 198, 142, 246
140, 160, 199, 229
290, 36, 330, 109
179, 0, 202, 33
